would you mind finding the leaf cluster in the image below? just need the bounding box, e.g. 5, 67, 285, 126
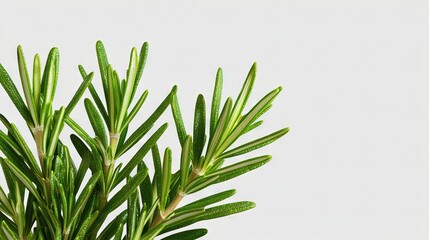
0, 41, 288, 239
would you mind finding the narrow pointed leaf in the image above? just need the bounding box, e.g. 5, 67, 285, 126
220, 128, 289, 159
160, 147, 172, 211
161, 228, 208, 240
193, 94, 206, 161
131, 42, 149, 101
96, 210, 127, 240
180, 135, 192, 191
163, 201, 255, 233
114, 123, 168, 187
74, 211, 99, 240
17, 45, 38, 125
171, 89, 187, 145
95, 40, 110, 103
78, 65, 108, 124
119, 88, 173, 156
216, 87, 282, 155
176, 189, 236, 213
204, 97, 232, 168
65, 72, 94, 117
120, 89, 148, 132
96, 170, 148, 226
0, 64, 32, 123
84, 98, 108, 148
207, 155, 271, 184
69, 171, 101, 227
152, 144, 162, 196
228, 63, 257, 130
2, 158, 42, 203
210, 68, 223, 136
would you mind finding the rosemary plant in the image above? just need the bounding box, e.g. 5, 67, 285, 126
0, 41, 288, 239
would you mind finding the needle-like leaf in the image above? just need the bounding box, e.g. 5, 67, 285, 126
0, 64, 32, 123
176, 189, 236, 213
84, 98, 108, 148
161, 228, 208, 240
163, 201, 255, 233
65, 72, 94, 117
118, 88, 174, 157
180, 135, 192, 191
95, 40, 110, 103
220, 128, 289, 159
207, 155, 271, 184
193, 94, 206, 162
17, 46, 38, 125
210, 68, 223, 137
171, 88, 187, 145
113, 123, 168, 187
160, 148, 172, 212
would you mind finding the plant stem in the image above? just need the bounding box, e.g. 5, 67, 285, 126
149, 171, 199, 229
32, 126, 44, 174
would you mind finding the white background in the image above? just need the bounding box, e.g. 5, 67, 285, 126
1, 0, 429, 239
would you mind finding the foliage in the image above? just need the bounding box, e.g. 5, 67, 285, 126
0, 41, 288, 239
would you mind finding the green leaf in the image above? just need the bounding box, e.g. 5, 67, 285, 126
116, 48, 138, 130
160, 147, 172, 212
114, 123, 168, 187
138, 162, 152, 210
0, 63, 32, 123
46, 107, 66, 159
65, 116, 97, 149
242, 120, 263, 135
207, 155, 271, 184
2, 221, 18, 240
78, 65, 109, 124
95, 40, 110, 104
132, 204, 147, 240
227, 63, 257, 130
65, 72, 94, 117
2, 158, 42, 203
113, 223, 124, 240
96, 210, 127, 240
8, 123, 40, 175
204, 97, 232, 170
210, 67, 223, 137
216, 87, 282, 155
84, 98, 108, 148
17, 45, 38, 125
69, 171, 101, 228
180, 135, 192, 191
70, 134, 92, 191
163, 201, 255, 233
33, 54, 41, 115
220, 128, 289, 159
140, 223, 164, 240
40, 47, 59, 126
193, 94, 206, 162
95, 170, 148, 227
74, 211, 99, 240
118, 87, 173, 157
131, 42, 149, 101
161, 228, 208, 240
184, 175, 219, 194
152, 144, 162, 197
127, 188, 139, 238
176, 189, 236, 213
120, 89, 148, 132
171, 88, 187, 145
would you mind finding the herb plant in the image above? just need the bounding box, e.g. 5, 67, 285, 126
0, 41, 288, 239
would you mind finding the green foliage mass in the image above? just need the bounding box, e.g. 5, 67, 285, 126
0, 41, 288, 239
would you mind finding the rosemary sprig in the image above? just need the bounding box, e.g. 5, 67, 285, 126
0, 41, 288, 239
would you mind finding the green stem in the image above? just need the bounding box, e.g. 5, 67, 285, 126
149, 171, 199, 229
